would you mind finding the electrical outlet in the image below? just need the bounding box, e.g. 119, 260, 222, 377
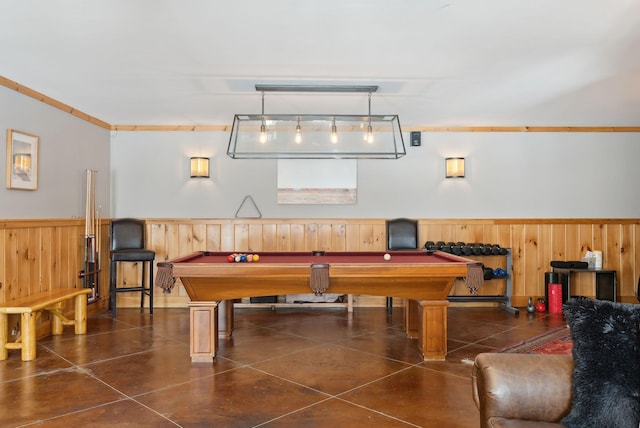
11, 326, 19, 337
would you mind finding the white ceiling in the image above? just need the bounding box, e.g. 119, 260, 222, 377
1, 0, 639, 128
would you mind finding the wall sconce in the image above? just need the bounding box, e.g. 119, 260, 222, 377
13, 153, 31, 175
445, 157, 465, 178
190, 157, 210, 178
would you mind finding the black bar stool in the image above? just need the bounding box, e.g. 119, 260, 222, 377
385, 218, 419, 313
109, 218, 155, 317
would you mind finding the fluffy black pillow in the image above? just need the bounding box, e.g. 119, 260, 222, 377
562, 297, 640, 428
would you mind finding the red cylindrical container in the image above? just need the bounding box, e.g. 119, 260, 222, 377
548, 283, 563, 313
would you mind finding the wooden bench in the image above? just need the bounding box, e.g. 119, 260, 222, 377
0, 288, 91, 361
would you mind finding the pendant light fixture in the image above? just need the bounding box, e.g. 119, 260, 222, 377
295, 117, 302, 144
258, 92, 267, 143
227, 84, 406, 159
330, 118, 338, 144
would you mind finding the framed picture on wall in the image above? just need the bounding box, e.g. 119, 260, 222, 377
6, 129, 39, 190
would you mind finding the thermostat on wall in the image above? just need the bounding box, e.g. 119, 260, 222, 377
410, 131, 421, 146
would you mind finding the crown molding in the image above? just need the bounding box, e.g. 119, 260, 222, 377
3, 76, 639, 133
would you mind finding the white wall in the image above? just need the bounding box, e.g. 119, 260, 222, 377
111, 130, 640, 219
2, 84, 636, 221
0, 87, 110, 218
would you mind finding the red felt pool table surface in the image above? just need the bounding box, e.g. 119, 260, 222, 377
157, 250, 481, 363
169, 250, 466, 265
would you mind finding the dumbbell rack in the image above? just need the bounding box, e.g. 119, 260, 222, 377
447, 248, 519, 315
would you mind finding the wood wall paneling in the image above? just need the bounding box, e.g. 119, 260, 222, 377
0, 229, 4, 304
2, 219, 640, 326
0, 221, 111, 340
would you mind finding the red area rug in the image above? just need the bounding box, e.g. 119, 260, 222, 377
499, 327, 572, 355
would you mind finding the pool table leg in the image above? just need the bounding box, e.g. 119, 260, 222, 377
417, 300, 449, 361
403, 299, 420, 339
189, 301, 219, 363
218, 300, 234, 339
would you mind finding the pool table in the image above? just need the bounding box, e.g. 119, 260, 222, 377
156, 250, 482, 363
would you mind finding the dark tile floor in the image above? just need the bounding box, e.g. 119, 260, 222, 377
0, 305, 566, 427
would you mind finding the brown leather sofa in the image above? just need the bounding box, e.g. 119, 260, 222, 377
472, 353, 574, 427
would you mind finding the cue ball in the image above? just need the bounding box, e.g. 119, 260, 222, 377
384, 253, 391, 261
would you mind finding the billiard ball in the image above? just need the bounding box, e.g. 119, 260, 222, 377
227, 255, 234, 262
240, 254, 247, 262
383, 253, 391, 261
252, 254, 260, 262
235, 255, 242, 262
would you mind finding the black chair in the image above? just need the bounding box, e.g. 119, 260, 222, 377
385, 218, 419, 312
109, 218, 155, 317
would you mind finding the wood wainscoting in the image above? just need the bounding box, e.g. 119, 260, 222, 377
0, 219, 110, 339
2, 218, 639, 323
140, 218, 640, 309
